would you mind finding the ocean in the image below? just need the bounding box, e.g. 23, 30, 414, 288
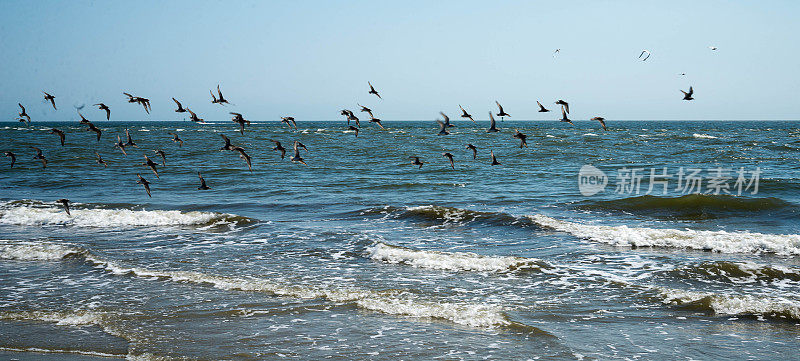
1, 120, 798, 360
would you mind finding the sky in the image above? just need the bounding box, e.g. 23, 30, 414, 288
1, 0, 798, 121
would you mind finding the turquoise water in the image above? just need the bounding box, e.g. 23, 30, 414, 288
1, 120, 799, 360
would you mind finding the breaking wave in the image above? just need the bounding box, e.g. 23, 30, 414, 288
577, 194, 796, 219
0, 241, 86, 261
359, 205, 534, 228
669, 261, 800, 284
656, 288, 800, 321
692, 133, 718, 139
529, 214, 800, 255
367, 242, 549, 273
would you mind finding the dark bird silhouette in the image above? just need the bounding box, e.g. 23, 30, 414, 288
437, 119, 450, 135
442, 152, 455, 169
410, 156, 423, 168
114, 135, 128, 155
197, 172, 210, 190
94, 103, 111, 120
210, 89, 219, 104
50, 128, 65, 146
368, 81, 381, 99
86, 121, 102, 141
639, 50, 651, 61
219, 134, 235, 151
591, 116, 608, 131
187, 108, 203, 123
43, 92, 57, 110
154, 149, 166, 166
487, 112, 499, 132
369, 115, 386, 130
57, 199, 70, 215
18, 103, 30, 123
560, 107, 573, 125
216, 85, 229, 105
458, 105, 475, 123
125, 129, 137, 147
490, 150, 500, 166
168, 132, 183, 147
143, 155, 160, 178
341, 109, 360, 127
230, 112, 250, 134
95, 152, 107, 167
78, 111, 90, 124
124, 93, 151, 113
466, 144, 477, 159
358, 104, 373, 117
270, 140, 286, 159
440, 112, 454, 127
136, 174, 152, 197
537, 101, 550, 112
348, 125, 359, 137
30, 146, 47, 168
495, 101, 510, 120
281, 116, 298, 131
4, 152, 16, 168
555, 99, 569, 114
513, 129, 528, 148
233, 146, 253, 171
172, 98, 187, 112
341, 109, 351, 123
291, 141, 307, 165
681, 86, 694, 101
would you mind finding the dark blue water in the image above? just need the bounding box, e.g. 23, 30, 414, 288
1, 120, 799, 360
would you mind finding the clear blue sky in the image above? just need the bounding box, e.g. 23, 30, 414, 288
1, 0, 798, 121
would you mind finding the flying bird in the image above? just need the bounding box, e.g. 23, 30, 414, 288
487, 112, 499, 132
410, 156, 423, 169
442, 152, 455, 169
210, 90, 219, 104
465, 144, 477, 159
94, 103, 111, 120
172, 98, 187, 112
270, 140, 286, 159
440, 112, 454, 127
281, 116, 298, 131
95, 152, 107, 167
136, 174, 152, 197
86, 121, 102, 141
495, 101, 510, 120
187, 108, 203, 123
143, 155, 160, 178
50, 128, 65, 146
537, 101, 550, 112
114, 135, 128, 155
681, 86, 694, 101
291, 141, 307, 165
43, 92, 57, 110
560, 107, 573, 125
30, 146, 47, 168
123, 93, 150, 113
709, 46, 718, 51
233, 146, 253, 171
490, 150, 500, 166
591, 116, 608, 131
348, 125, 359, 137
78, 111, 90, 124
169, 132, 183, 147
215, 85, 229, 105
18, 103, 30, 123
458, 105, 475, 123
154, 149, 166, 166
555, 99, 570, 114
57, 199, 70, 215
512, 130, 528, 148
436, 120, 450, 136
197, 172, 210, 190
125, 129, 137, 147
553, 49, 560, 57
639, 50, 651, 61
4, 152, 16, 168
369, 115, 386, 130
219, 134, 235, 151
368, 82, 381, 99
358, 104, 373, 117
230, 112, 250, 134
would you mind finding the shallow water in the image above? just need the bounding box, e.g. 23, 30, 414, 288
1, 120, 799, 360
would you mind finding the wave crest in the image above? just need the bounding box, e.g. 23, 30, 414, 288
578, 194, 795, 219
658, 288, 800, 321
368, 242, 549, 273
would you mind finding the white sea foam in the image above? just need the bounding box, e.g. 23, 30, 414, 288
583, 133, 598, 137
0, 347, 125, 359
529, 214, 800, 255
368, 242, 547, 273
0, 310, 105, 326
693, 133, 718, 139
657, 288, 800, 319
0, 200, 249, 228
0, 242, 84, 261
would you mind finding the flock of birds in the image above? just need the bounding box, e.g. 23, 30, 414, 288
6, 48, 707, 215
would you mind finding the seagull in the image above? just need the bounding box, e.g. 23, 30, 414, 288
232, 146, 253, 171
358, 104, 373, 117
553, 49, 560, 57
30, 146, 47, 168
114, 135, 128, 155
123, 93, 150, 113
230, 112, 250, 134
125, 129, 137, 147
555, 99, 570, 114
270, 140, 286, 159
490, 150, 500, 166
537, 101, 550, 113
57, 199, 70, 215
172, 98, 187, 112
281, 116, 298, 131
410, 156, 423, 169
154, 149, 166, 166
136, 174, 152, 197
43, 92, 57, 110
94, 103, 111, 120
348, 125, 359, 137
95, 152, 107, 167
197, 172, 210, 190
681, 86, 694, 101
487, 112, 499, 132
216, 85, 229, 105
639, 50, 651, 61
187, 108, 203, 123
295, 141, 309, 153
291, 141, 307, 165
495, 101, 510, 120
78, 111, 90, 124
512, 129, 528, 148
343, 110, 360, 127
340, 109, 352, 124
50, 128, 65, 146
440, 112, 454, 127
219, 134, 235, 151
369, 115, 386, 130
86, 121, 102, 141
4, 152, 16, 168
709, 46, 718, 51
210, 89, 219, 104
442, 152, 455, 169
168, 132, 183, 147
560, 107, 573, 125
436, 119, 450, 135
458, 105, 475, 123
465, 144, 477, 159
18, 103, 30, 123
143, 155, 160, 178
591, 116, 608, 131
368, 81, 381, 99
